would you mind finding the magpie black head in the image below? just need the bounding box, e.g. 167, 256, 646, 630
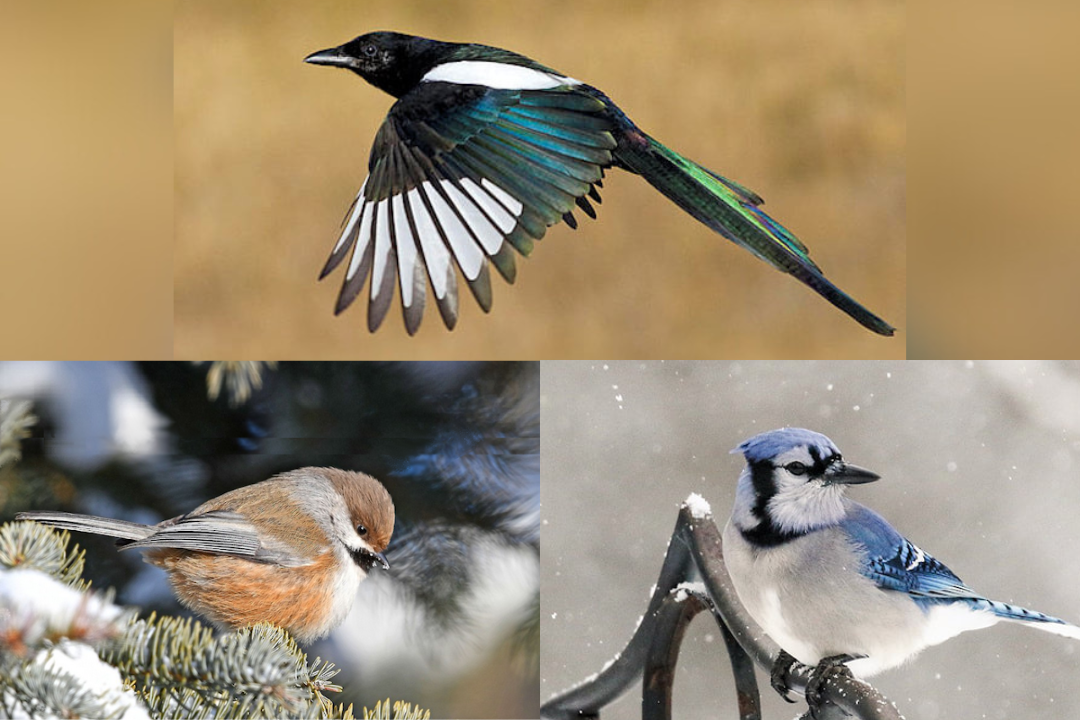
305, 31, 455, 98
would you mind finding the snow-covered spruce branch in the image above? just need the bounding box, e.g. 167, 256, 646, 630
1, 523, 142, 718
0, 397, 36, 470
102, 615, 337, 718
1, 522, 429, 719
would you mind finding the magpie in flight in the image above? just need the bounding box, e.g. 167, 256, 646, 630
305, 32, 895, 337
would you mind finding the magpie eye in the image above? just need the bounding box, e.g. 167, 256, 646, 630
356, 524, 368, 536
363, 44, 377, 58
785, 462, 808, 476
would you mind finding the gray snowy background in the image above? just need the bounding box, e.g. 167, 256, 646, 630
541, 360, 1080, 720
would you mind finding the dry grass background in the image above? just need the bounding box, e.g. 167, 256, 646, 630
174, 0, 904, 359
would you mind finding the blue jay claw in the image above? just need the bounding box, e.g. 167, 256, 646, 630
806, 654, 865, 720
769, 649, 801, 703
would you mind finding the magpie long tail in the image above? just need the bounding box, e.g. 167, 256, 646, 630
614, 134, 895, 336
982, 599, 1080, 640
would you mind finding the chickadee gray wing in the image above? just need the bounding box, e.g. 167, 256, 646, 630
119, 511, 269, 560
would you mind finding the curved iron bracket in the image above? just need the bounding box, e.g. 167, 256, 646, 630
542, 501, 905, 720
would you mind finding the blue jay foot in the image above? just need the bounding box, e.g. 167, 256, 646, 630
769, 649, 801, 703
806, 654, 864, 719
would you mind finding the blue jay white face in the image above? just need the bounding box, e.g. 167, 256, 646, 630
731, 428, 879, 542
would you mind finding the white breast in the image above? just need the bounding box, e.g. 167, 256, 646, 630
323, 548, 367, 636
722, 519, 990, 677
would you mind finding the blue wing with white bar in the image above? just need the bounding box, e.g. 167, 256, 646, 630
844, 503, 1080, 636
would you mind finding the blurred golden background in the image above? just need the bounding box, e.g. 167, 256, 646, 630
174, 0, 905, 358
0, 2, 173, 358
909, 1, 1080, 358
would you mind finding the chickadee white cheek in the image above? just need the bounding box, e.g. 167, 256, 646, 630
322, 548, 370, 638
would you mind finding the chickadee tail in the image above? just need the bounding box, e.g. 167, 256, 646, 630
983, 599, 1080, 640
16, 511, 154, 543
614, 134, 896, 336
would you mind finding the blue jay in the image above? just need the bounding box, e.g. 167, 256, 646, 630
722, 427, 1080, 711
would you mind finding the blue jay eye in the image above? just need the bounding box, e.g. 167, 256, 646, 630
785, 462, 808, 476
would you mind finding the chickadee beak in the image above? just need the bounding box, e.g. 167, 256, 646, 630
304, 46, 356, 69
823, 462, 881, 486
351, 546, 391, 572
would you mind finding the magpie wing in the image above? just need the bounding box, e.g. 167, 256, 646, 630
320, 82, 616, 334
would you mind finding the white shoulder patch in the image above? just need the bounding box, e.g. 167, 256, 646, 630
422, 60, 580, 90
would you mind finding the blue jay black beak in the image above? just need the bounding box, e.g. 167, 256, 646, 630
823, 462, 880, 486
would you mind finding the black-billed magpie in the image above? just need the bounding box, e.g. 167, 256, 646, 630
305, 31, 895, 337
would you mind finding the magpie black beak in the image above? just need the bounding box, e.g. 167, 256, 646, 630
823, 462, 880, 486
304, 45, 356, 69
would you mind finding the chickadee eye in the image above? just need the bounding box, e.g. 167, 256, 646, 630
785, 462, 808, 476
363, 44, 377, 58
356, 524, 368, 536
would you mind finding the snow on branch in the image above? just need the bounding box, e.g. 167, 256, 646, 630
0, 521, 430, 719
541, 503, 903, 720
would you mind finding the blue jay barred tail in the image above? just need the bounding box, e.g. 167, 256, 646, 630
975, 598, 1080, 639
613, 133, 896, 336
